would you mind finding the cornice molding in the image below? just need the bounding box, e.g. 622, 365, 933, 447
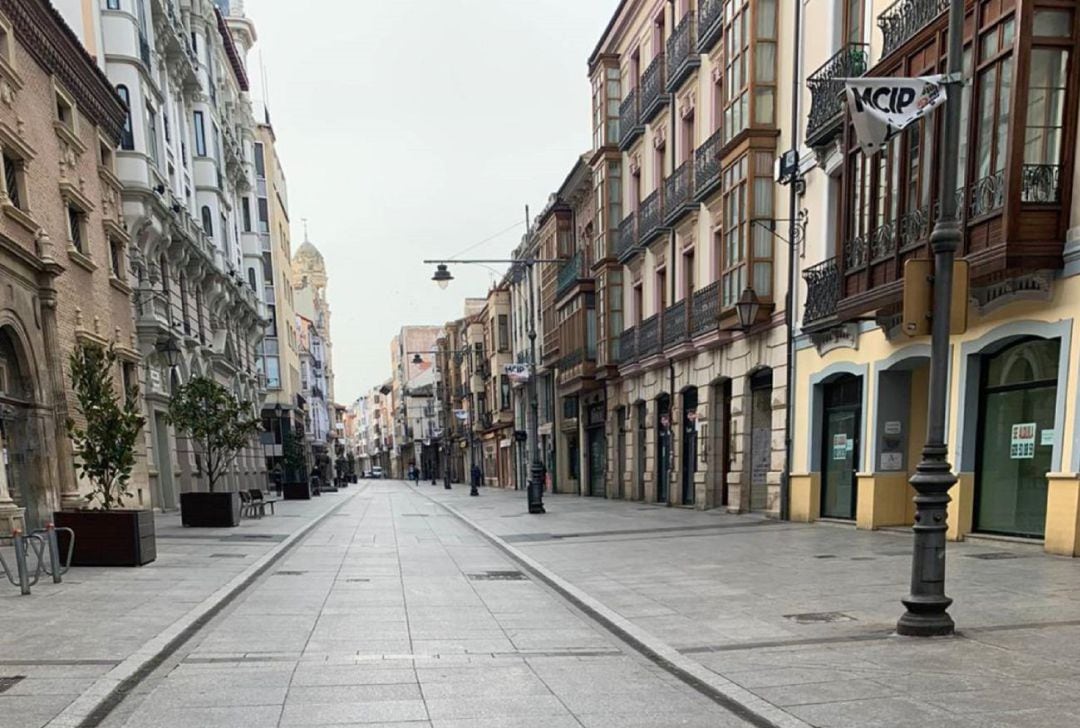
0, 0, 126, 142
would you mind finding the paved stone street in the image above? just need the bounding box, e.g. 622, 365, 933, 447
6, 480, 1080, 728
425, 485, 1080, 728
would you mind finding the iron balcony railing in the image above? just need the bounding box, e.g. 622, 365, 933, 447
878, 0, 948, 59
639, 314, 661, 358
640, 53, 668, 123
697, 0, 724, 52
806, 43, 869, 147
1021, 164, 1062, 204
694, 127, 723, 201
556, 249, 585, 298
662, 300, 688, 348
619, 326, 638, 365
619, 88, 643, 150
969, 170, 1005, 219
616, 212, 639, 262
802, 257, 841, 324
664, 160, 694, 225
690, 281, 720, 336
666, 14, 700, 91
639, 189, 668, 246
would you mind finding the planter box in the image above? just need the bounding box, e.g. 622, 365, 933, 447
282, 481, 312, 500
180, 492, 241, 528
54, 509, 156, 567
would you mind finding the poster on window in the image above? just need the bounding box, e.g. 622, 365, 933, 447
1010, 423, 1036, 460
842, 75, 948, 156
832, 433, 848, 461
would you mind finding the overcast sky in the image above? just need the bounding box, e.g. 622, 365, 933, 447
245, 0, 615, 403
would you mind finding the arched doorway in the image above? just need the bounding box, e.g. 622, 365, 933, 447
975, 338, 1059, 538
748, 368, 773, 512
680, 387, 698, 505
710, 379, 731, 508
655, 393, 671, 503
821, 374, 862, 520
634, 401, 647, 500
0, 325, 45, 529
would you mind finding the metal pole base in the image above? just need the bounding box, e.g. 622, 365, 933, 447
897, 604, 955, 637
469, 485, 479, 496
527, 461, 545, 514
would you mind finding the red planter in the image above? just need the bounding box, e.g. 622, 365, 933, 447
54, 509, 156, 567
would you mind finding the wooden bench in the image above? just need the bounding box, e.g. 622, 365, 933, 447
248, 489, 280, 516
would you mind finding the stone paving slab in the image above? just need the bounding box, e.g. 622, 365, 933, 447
422, 485, 1080, 727
0, 488, 359, 728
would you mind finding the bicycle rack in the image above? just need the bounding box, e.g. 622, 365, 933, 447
0, 523, 73, 595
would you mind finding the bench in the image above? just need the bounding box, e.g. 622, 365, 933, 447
249, 489, 280, 516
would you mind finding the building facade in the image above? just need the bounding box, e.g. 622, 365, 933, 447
594, 0, 794, 513
389, 326, 440, 478
792, 0, 1080, 556
0, 0, 140, 535
477, 286, 514, 487
292, 233, 335, 479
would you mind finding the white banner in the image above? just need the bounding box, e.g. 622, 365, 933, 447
843, 75, 947, 156
504, 363, 530, 383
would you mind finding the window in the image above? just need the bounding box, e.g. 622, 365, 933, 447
632, 283, 643, 324
722, 0, 776, 141
241, 197, 252, 232
109, 239, 125, 278
67, 204, 86, 253
247, 267, 257, 290
257, 197, 269, 232
607, 270, 623, 363
254, 142, 266, 177
146, 103, 159, 165
591, 61, 621, 150
55, 88, 75, 132
265, 356, 281, 389
106, 0, 120, 9
2, 151, 23, 209
200, 205, 213, 236
972, 16, 1015, 210
193, 111, 206, 156
683, 250, 695, 299
722, 1, 749, 143
179, 273, 190, 335
121, 361, 136, 398
99, 138, 114, 170
116, 85, 133, 150
499, 375, 510, 410
163, 111, 170, 144
1023, 48, 1068, 167
497, 314, 509, 352
656, 267, 667, 314
720, 157, 747, 308
195, 287, 205, 343
844, 0, 864, 45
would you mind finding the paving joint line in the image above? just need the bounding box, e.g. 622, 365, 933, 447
415, 488, 813, 728
44, 486, 367, 728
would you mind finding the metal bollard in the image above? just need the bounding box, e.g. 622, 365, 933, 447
12, 530, 30, 595
45, 524, 62, 583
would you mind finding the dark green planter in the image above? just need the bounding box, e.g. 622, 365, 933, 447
54, 509, 156, 566
282, 481, 312, 500
180, 491, 241, 527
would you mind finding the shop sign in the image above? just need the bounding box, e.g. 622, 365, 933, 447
504, 363, 530, 383
1010, 422, 1036, 460
880, 452, 903, 471
832, 433, 848, 461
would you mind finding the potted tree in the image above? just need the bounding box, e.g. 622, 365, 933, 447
281, 429, 311, 499
168, 377, 260, 527
54, 342, 153, 566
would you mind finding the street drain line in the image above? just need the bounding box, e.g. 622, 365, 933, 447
59, 486, 367, 728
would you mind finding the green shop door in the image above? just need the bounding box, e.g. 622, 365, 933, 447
821, 376, 861, 520
975, 338, 1059, 538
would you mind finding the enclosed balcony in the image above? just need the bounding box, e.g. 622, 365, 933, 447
697, 0, 724, 53
640, 53, 668, 123
639, 314, 661, 358
639, 189, 669, 246
801, 258, 841, 327
664, 160, 695, 226
616, 212, 639, 263
666, 14, 699, 92
694, 128, 723, 201
662, 300, 688, 349
877, 0, 948, 60
555, 249, 590, 300
690, 281, 720, 336
619, 88, 644, 150
805, 43, 868, 149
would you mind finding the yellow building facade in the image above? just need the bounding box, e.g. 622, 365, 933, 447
791, 0, 1080, 555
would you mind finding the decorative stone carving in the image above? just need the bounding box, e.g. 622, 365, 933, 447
971, 271, 1053, 314
629, 153, 641, 176
653, 125, 666, 150
678, 89, 696, 120
810, 323, 859, 355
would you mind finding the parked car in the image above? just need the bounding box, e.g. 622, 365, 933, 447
371, 466, 384, 479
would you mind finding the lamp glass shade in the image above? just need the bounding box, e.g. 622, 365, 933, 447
412, 354, 423, 365
432, 264, 453, 289
735, 287, 761, 330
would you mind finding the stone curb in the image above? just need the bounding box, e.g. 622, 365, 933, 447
422, 492, 813, 728
44, 487, 364, 728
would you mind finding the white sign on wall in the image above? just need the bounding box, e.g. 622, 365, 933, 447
1010, 423, 1036, 460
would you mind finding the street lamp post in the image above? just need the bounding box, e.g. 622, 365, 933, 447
897, 0, 964, 637
426, 257, 562, 515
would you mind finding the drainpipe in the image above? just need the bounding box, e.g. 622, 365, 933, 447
781, 0, 804, 522
668, 0, 678, 503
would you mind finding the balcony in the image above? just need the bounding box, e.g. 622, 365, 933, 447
618, 326, 638, 365
666, 14, 699, 92
690, 281, 720, 336
1021, 164, 1062, 204
619, 88, 644, 150
664, 160, 695, 226
556, 249, 588, 298
698, 0, 724, 53
640, 53, 668, 123
616, 212, 639, 263
802, 258, 841, 326
878, 0, 948, 59
662, 300, 688, 348
694, 128, 723, 201
806, 43, 869, 149
639, 314, 661, 358
639, 189, 669, 246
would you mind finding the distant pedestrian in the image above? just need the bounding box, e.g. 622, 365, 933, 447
410, 464, 420, 485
